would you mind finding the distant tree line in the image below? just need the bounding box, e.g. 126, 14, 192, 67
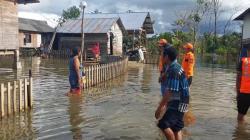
146, 0, 241, 57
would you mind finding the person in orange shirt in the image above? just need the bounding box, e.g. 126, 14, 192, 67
158, 39, 172, 96
182, 43, 195, 86
236, 46, 250, 123
158, 39, 168, 73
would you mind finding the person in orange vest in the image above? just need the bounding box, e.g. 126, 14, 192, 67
182, 43, 195, 86
236, 46, 250, 123
158, 39, 172, 96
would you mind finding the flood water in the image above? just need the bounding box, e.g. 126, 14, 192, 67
0, 57, 249, 140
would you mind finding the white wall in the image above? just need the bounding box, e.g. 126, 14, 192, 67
243, 13, 250, 39
37, 34, 41, 47
111, 22, 123, 55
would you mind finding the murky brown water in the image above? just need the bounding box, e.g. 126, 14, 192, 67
0, 57, 249, 140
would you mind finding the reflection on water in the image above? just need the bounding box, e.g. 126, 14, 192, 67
0, 57, 249, 140
0, 112, 36, 140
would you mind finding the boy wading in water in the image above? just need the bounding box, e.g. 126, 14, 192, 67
67, 48, 82, 96
155, 47, 190, 140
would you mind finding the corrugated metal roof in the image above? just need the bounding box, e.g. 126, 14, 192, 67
85, 12, 154, 34
19, 18, 54, 33
57, 18, 124, 34
234, 8, 250, 20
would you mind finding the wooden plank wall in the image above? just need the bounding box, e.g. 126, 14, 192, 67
0, 0, 19, 50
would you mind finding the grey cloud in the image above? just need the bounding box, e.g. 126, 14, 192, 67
18, 0, 243, 34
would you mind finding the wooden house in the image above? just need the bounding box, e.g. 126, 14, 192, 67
85, 12, 154, 35
0, 0, 39, 69
18, 18, 53, 48
55, 18, 125, 58
235, 8, 250, 47
85, 12, 154, 48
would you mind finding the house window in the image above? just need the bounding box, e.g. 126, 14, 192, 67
24, 33, 31, 45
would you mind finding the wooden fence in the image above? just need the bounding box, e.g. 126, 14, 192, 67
0, 76, 33, 118
83, 57, 128, 89
144, 54, 159, 64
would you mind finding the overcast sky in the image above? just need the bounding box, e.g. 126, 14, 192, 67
18, 0, 250, 34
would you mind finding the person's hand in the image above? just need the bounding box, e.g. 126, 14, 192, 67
155, 107, 162, 120
78, 79, 83, 89
158, 77, 162, 83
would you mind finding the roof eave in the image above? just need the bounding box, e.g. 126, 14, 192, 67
234, 8, 250, 21
15, 0, 40, 4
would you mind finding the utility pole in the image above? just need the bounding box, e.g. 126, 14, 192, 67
80, 0, 87, 63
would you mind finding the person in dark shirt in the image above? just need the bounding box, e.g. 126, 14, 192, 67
155, 47, 190, 140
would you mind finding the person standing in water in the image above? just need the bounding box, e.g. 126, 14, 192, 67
158, 39, 172, 96
155, 47, 189, 140
182, 43, 195, 86
236, 45, 250, 123
67, 48, 82, 95
181, 43, 196, 126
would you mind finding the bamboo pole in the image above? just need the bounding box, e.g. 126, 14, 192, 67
24, 79, 28, 110
83, 67, 86, 89
7, 82, 11, 115
28, 77, 33, 108
13, 81, 17, 113
97, 65, 99, 84
1, 83, 5, 117
86, 67, 89, 88
19, 79, 23, 112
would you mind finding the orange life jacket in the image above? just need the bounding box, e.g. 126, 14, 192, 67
182, 52, 195, 78
240, 57, 250, 94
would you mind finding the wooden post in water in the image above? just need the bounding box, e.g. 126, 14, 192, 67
24, 79, 28, 110
83, 67, 86, 89
28, 70, 33, 108
7, 82, 11, 115
91, 65, 94, 86
1, 83, 5, 117
105, 64, 108, 81
87, 67, 90, 88
95, 65, 97, 85
96, 65, 98, 85
97, 65, 99, 84
19, 79, 23, 112
13, 81, 17, 113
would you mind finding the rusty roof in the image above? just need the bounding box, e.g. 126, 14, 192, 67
57, 18, 125, 34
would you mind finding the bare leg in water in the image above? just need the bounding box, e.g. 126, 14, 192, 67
162, 128, 175, 140
174, 131, 182, 140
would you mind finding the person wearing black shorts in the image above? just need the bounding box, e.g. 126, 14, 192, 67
155, 47, 189, 140
236, 46, 250, 123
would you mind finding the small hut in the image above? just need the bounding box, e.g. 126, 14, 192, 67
18, 18, 53, 48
